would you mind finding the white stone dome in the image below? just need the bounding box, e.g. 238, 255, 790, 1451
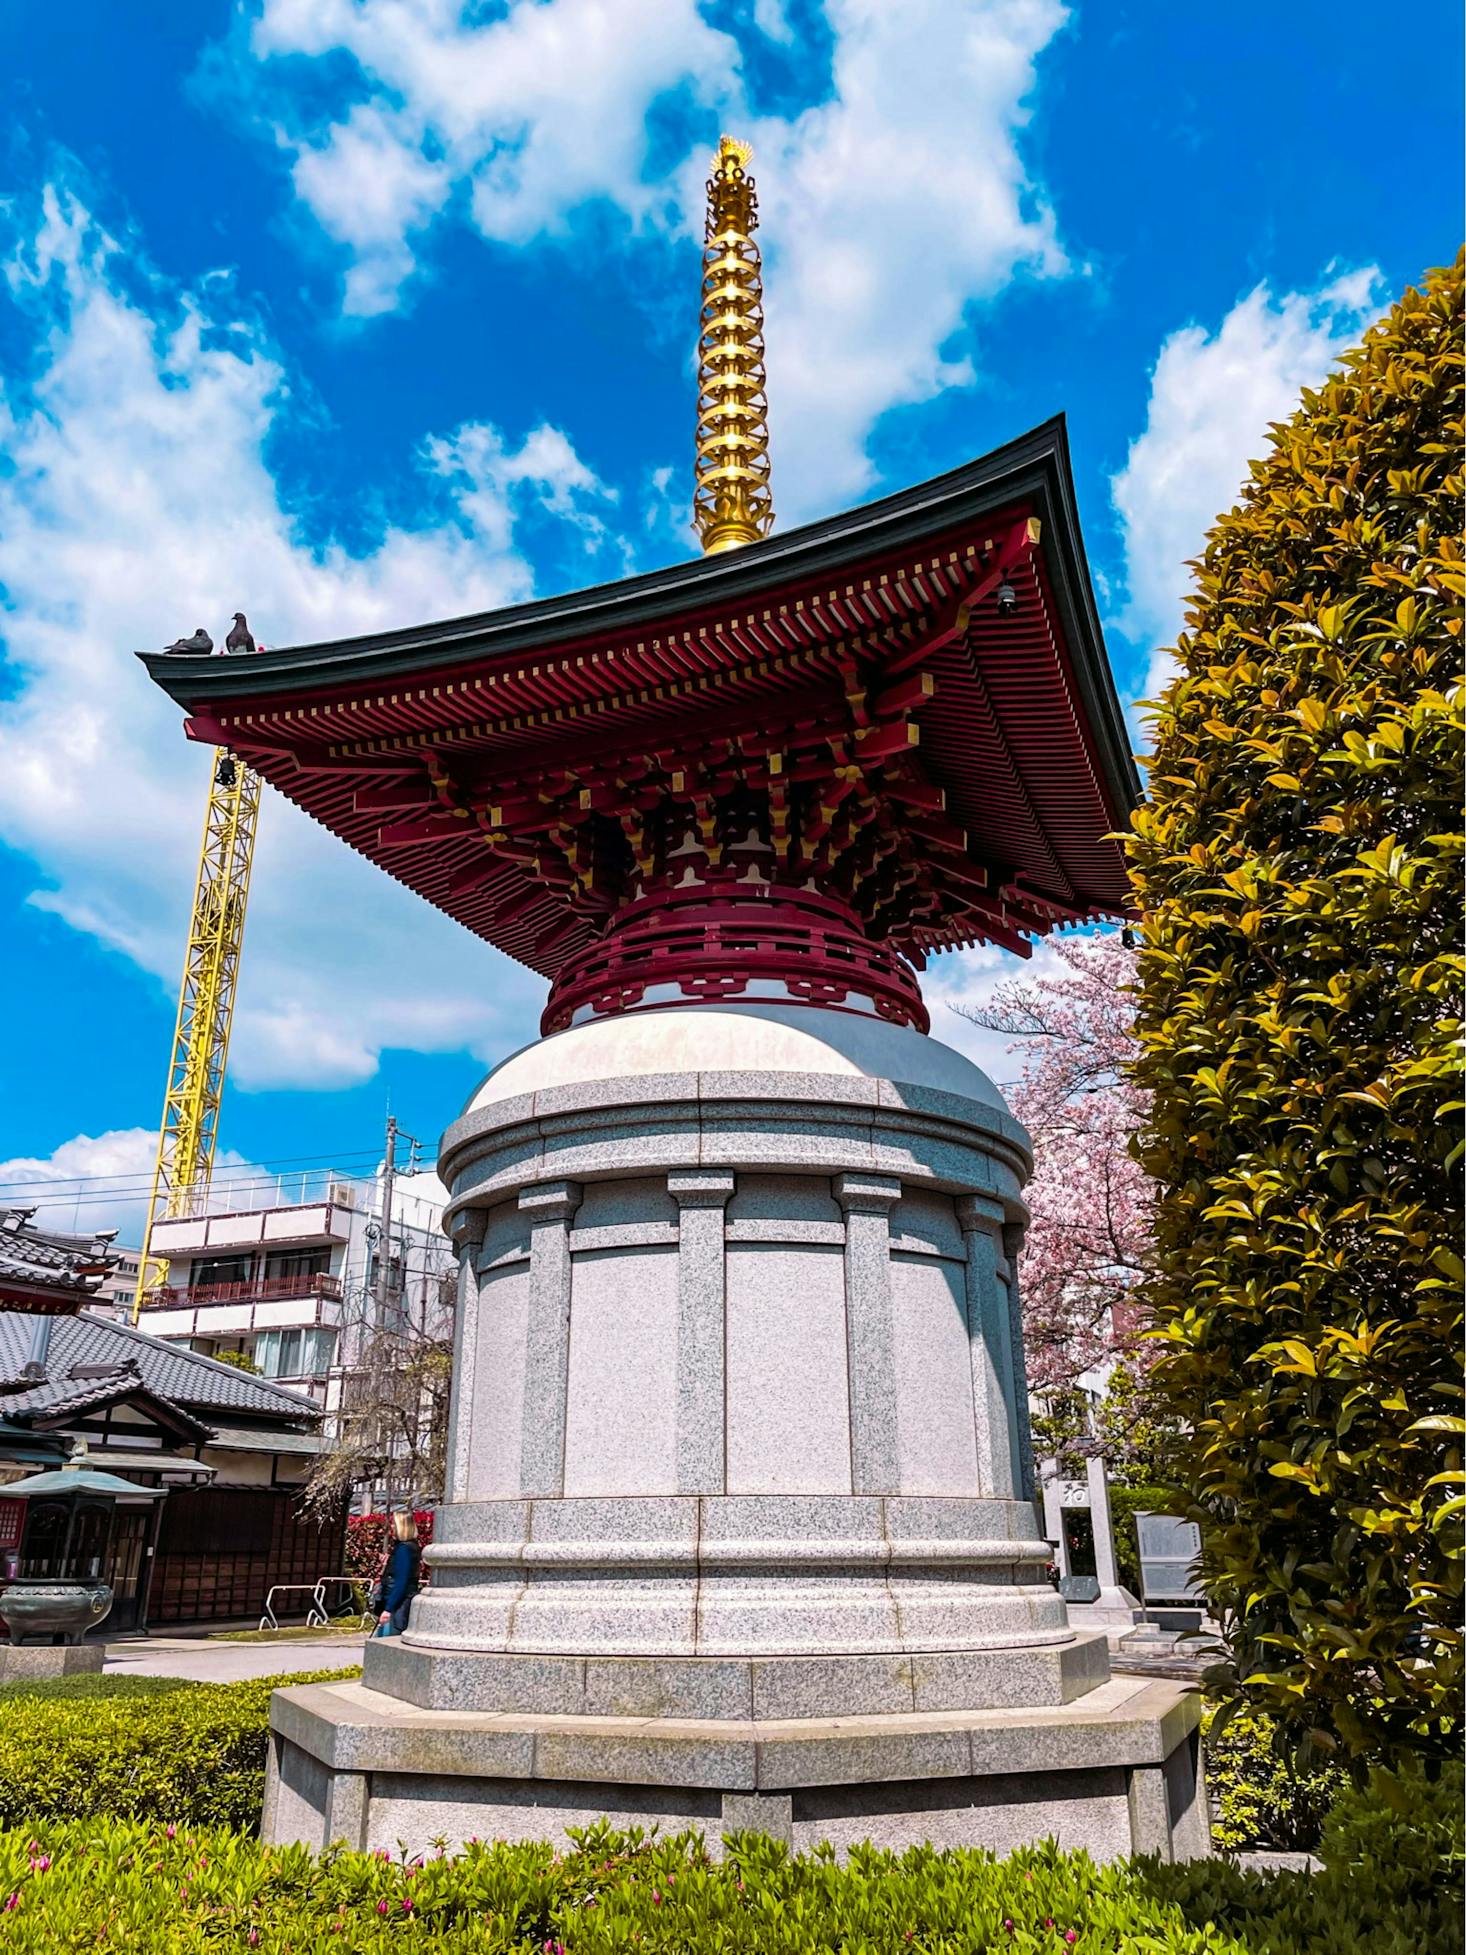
467, 1002, 1006, 1111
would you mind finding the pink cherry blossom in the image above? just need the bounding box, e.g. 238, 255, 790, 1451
952, 936, 1153, 1408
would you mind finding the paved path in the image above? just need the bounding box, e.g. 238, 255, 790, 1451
104, 1633, 363, 1683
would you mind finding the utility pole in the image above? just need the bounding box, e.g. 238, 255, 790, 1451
376, 1112, 397, 1335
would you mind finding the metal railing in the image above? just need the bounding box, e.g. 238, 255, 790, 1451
145, 1271, 344, 1309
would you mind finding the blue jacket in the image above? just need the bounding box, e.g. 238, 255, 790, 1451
379, 1540, 421, 1615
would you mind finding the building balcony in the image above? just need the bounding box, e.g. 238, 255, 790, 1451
148, 1199, 355, 1259
173, 1271, 343, 1309
139, 1275, 347, 1342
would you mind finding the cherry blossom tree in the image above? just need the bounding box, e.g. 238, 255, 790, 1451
951, 933, 1165, 1469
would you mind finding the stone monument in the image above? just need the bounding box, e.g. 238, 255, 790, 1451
144, 140, 1208, 1864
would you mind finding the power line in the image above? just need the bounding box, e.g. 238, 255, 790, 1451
0, 1148, 441, 1199
0, 1142, 403, 1190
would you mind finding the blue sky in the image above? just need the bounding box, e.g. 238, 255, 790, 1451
0, 0, 1458, 1238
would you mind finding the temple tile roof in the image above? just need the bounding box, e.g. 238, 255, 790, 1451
0, 1312, 319, 1427
0, 1209, 118, 1314
142, 419, 1140, 981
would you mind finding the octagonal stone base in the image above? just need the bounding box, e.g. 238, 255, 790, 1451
297, 1010, 1212, 1863
263, 1673, 1208, 1864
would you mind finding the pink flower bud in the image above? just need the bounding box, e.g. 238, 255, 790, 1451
376, 1899, 389, 1915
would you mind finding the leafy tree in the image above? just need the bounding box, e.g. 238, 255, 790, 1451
210, 1347, 260, 1375
1125, 255, 1463, 1765
303, 1272, 456, 1520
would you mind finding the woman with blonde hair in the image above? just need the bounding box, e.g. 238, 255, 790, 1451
372, 1510, 421, 1637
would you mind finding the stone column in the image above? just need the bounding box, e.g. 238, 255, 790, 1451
1087, 1452, 1121, 1593
833, 1171, 902, 1495
517, 1179, 582, 1496
1083, 1448, 1143, 1634
1002, 1218, 1036, 1500
668, 1169, 736, 1494
1041, 1457, 1073, 1578
442, 1210, 489, 1503
958, 1194, 1021, 1500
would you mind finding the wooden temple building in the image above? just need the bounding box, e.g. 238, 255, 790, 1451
143, 417, 1138, 1025
134, 142, 1207, 1865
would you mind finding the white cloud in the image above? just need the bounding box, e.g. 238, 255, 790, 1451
251, 0, 734, 307
0, 1127, 254, 1243
0, 185, 612, 1094
235, 0, 1070, 512
1111, 266, 1381, 699
290, 101, 451, 317
748, 0, 1068, 510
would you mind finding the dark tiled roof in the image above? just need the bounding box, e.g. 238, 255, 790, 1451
0, 1208, 118, 1308
0, 1312, 319, 1426
5, 1368, 213, 1440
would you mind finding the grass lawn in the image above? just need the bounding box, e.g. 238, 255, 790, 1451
208, 1618, 368, 1643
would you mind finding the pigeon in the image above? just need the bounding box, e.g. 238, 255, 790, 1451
225, 612, 257, 656
165, 627, 213, 655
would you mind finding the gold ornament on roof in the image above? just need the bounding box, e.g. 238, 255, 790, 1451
694, 136, 774, 555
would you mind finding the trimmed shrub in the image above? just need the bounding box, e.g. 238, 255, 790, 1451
1104, 1482, 1171, 1599
1203, 1705, 1349, 1852
345, 1509, 435, 1583
0, 1672, 191, 1704
1318, 1757, 1464, 1910
0, 1668, 358, 1831
0, 1820, 1457, 1954
1124, 254, 1464, 1764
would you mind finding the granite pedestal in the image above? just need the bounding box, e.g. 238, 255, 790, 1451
0, 1642, 104, 1685
265, 1006, 1208, 1861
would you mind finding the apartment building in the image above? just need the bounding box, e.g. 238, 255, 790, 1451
136, 1168, 452, 1409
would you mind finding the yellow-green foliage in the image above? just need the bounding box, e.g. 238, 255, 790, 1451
0, 1669, 357, 1831
1125, 255, 1464, 1763
1202, 1706, 1349, 1853
0, 1820, 1458, 1954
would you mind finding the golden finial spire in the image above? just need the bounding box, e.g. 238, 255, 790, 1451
694, 136, 774, 555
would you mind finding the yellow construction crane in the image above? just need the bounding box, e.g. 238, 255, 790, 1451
133, 751, 261, 1318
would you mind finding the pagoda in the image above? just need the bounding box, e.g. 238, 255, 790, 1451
145, 139, 1206, 1864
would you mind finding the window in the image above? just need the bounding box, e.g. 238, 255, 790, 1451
191, 1254, 253, 1288
254, 1327, 335, 1379
264, 1247, 331, 1281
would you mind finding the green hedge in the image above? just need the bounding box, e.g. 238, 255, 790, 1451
1319, 1758, 1464, 1913
0, 1671, 192, 1704
1104, 1483, 1171, 1599
0, 1820, 1458, 1954
0, 1668, 358, 1832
